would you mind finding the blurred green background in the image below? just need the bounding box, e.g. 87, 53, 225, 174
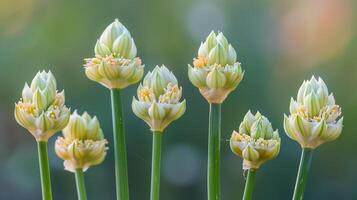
1, 0, 356, 199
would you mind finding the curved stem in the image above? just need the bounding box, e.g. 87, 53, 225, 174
242, 169, 256, 200
75, 168, 87, 200
293, 148, 313, 200
150, 132, 162, 200
110, 89, 129, 200
207, 103, 221, 200
37, 141, 53, 200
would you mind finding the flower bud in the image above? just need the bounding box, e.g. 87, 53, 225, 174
14, 71, 70, 141
132, 65, 186, 132
284, 76, 343, 149
55, 111, 108, 172
95, 19, 137, 59
188, 31, 244, 103
84, 19, 144, 89
230, 111, 280, 170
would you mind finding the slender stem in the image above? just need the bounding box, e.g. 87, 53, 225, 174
150, 132, 163, 200
37, 141, 53, 200
207, 103, 221, 200
293, 148, 313, 200
75, 168, 87, 200
242, 169, 256, 200
110, 89, 129, 200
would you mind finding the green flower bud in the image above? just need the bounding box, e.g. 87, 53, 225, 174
230, 111, 280, 170
132, 65, 186, 132
143, 65, 178, 98
188, 31, 244, 103
85, 19, 144, 89
206, 67, 226, 89
208, 44, 228, 66
55, 111, 108, 172
14, 71, 70, 141
62, 110, 103, 141
95, 19, 137, 59
284, 76, 343, 149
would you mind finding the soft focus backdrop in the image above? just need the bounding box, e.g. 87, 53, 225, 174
0, 0, 356, 199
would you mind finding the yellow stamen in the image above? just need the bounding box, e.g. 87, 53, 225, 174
193, 56, 207, 68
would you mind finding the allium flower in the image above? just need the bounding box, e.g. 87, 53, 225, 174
284, 76, 343, 149
188, 31, 244, 103
55, 111, 108, 172
84, 19, 144, 89
132, 65, 186, 132
14, 71, 70, 141
230, 111, 280, 170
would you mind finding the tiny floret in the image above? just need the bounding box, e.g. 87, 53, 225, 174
230, 111, 280, 170
84, 19, 144, 89
284, 76, 343, 149
14, 71, 70, 141
188, 31, 244, 103
55, 111, 108, 172
132, 65, 186, 132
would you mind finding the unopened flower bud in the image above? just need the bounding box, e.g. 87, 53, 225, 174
230, 111, 280, 170
55, 111, 108, 172
188, 31, 244, 103
14, 71, 70, 141
132, 65, 186, 132
284, 76, 343, 149
95, 19, 137, 59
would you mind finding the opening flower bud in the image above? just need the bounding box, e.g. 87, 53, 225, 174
55, 111, 108, 172
84, 19, 144, 89
14, 71, 70, 141
188, 31, 244, 103
230, 111, 280, 170
284, 76, 343, 149
132, 65, 186, 132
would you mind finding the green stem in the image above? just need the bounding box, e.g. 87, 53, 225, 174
75, 168, 87, 200
242, 169, 256, 200
150, 132, 162, 200
293, 148, 313, 200
207, 103, 221, 200
37, 141, 53, 200
110, 89, 129, 200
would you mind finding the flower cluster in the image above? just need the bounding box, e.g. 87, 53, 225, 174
132, 65, 186, 132
230, 111, 280, 170
55, 111, 108, 172
284, 76, 343, 149
84, 19, 144, 89
188, 31, 244, 103
14, 71, 70, 141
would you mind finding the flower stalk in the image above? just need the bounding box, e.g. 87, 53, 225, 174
132, 65, 185, 200
292, 148, 313, 200
150, 132, 162, 200
188, 31, 244, 200
37, 141, 53, 200
111, 89, 129, 200
242, 169, 256, 200
75, 168, 88, 200
208, 103, 221, 200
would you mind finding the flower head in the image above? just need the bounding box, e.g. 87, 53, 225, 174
132, 65, 186, 132
55, 111, 108, 172
14, 71, 70, 141
284, 76, 343, 149
230, 111, 280, 170
84, 19, 144, 89
188, 31, 244, 103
